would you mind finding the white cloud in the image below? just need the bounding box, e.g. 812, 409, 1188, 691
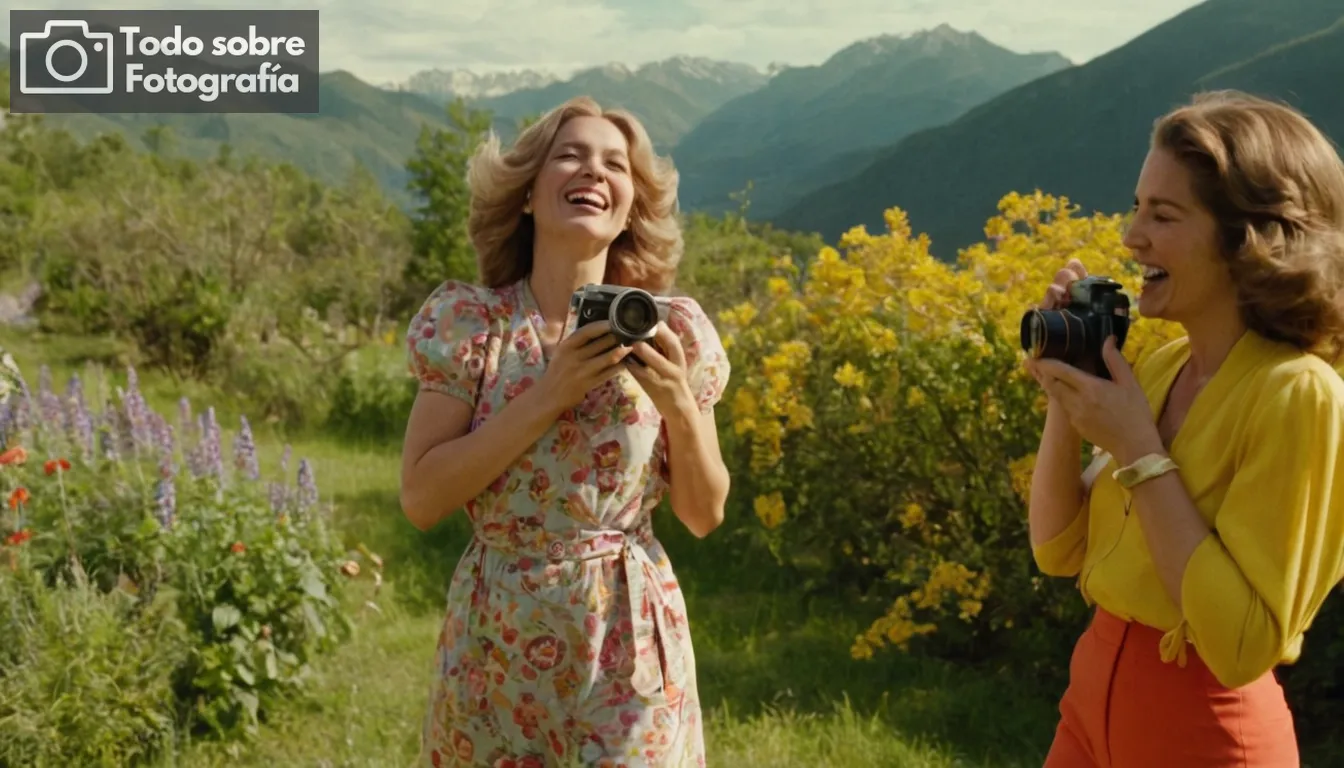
0, 0, 1208, 83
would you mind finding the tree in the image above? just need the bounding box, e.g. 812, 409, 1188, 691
403, 97, 494, 297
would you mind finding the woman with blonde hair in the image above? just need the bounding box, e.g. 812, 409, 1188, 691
400, 95, 730, 767
1026, 90, 1344, 766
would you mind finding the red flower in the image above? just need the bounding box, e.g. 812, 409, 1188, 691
4, 528, 32, 546
230, 541, 246, 554
8, 487, 29, 509
0, 446, 27, 466
524, 634, 566, 671
43, 458, 71, 476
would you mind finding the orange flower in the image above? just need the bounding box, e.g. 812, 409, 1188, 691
43, 458, 71, 476
0, 446, 28, 466
4, 528, 31, 546
230, 541, 246, 554
8, 487, 29, 509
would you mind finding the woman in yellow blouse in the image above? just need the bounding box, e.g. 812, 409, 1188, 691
1026, 90, 1344, 767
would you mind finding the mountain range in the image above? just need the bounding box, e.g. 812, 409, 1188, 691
8, 0, 1342, 261
776, 0, 1344, 257
670, 25, 1071, 219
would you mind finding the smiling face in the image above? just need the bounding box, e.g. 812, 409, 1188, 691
529, 115, 636, 249
1122, 146, 1238, 323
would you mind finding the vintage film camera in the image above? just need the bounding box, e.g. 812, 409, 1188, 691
1019, 276, 1132, 380
570, 283, 671, 348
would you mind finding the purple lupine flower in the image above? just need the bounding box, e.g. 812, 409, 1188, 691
268, 443, 294, 515
185, 414, 207, 478
62, 374, 84, 436
154, 414, 174, 456
38, 389, 62, 430
65, 374, 84, 404
111, 388, 135, 456
232, 416, 259, 481
154, 476, 176, 529
157, 440, 176, 480
69, 396, 95, 463
99, 426, 118, 462
202, 407, 224, 482
268, 479, 287, 514
151, 414, 175, 477
121, 368, 153, 453
296, 458, 317, 511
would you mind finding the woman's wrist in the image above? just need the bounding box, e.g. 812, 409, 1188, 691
514, 381, 567, 430
1113, 430, 1167, 468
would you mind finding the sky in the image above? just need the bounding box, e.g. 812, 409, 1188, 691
2, 0, 1209, 84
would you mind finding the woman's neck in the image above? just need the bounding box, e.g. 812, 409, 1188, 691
1179, 297, 1247, 383
527, 236, 609, 329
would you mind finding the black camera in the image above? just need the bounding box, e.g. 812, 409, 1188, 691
570, 283, 671, 346
1019, 276, 1132, 380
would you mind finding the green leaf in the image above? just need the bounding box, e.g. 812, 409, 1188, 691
211, 604, 242, 632
299, 567, 326, 600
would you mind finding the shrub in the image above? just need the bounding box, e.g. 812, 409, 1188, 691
325, 341, 418, 442
18, 125, 412, 427
720, 193, 1186, 668
0, 567, 190, 767
0, 350, 384, 759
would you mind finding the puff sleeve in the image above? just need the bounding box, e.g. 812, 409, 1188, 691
1031, 495, 1090, 578
1177, 367, 1344, 689
405, 280, 493, 407
665, 297, 730, 413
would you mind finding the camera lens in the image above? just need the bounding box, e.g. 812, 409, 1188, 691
610, 290, 657, 339
1020, 308, 1085, 362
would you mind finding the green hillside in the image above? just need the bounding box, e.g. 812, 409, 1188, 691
34, 70, 452, 208
673, 26, 1071, 218
774, 0, 1344, 260
470, 57, 769, 149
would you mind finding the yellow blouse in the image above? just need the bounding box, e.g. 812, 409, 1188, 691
1033, 329, 1344, 689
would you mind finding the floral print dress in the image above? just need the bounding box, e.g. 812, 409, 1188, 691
406, 277, 730, 768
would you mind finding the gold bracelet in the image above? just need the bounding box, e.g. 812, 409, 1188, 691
1112, 453, 1179, 489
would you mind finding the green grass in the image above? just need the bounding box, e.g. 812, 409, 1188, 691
20, 326, 1340, 767
157, 429, 1060, 768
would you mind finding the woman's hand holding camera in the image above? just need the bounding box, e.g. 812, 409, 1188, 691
1025, 259, 1164, 465
625, 323, 695, 418
536, 320, 631, 415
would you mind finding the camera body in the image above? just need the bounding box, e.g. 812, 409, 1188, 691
1020, 276, 1131, 380
19, 20, 115, 95
570, 283, 671, 346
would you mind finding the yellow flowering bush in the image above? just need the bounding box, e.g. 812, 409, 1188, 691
720, 191, 1185, 664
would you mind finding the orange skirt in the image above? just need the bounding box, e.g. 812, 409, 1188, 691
1043, 608, 1299, 768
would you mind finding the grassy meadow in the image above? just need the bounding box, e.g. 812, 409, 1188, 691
5, 327, 1062, 767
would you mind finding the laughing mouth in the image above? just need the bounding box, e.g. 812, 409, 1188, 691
565, 188, 609, 212
1142, 265, 1169, 283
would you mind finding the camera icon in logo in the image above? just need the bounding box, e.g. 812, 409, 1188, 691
19, 20, 115, 95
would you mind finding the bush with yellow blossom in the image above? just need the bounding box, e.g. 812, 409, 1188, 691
719, 191, 1186, 665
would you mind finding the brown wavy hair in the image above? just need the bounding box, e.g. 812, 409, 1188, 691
1151, 90, 1344, 361
465, 96, 683, 293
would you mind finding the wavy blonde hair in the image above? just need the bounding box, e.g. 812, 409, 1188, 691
1152, 90, 1344, 360
465, 96, 683, 293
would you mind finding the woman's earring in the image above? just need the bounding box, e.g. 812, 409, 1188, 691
522, 192, 532, 215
